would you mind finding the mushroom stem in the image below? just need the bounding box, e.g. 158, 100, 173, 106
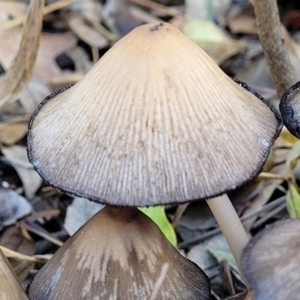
206, 194, 249, 285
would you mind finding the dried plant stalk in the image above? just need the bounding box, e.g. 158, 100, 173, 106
0, 0, 44, 109
252, 0, 295, 97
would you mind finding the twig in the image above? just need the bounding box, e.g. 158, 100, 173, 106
258, 172, 288, 181
18, 221, 63, 247
252, 0, 295, 97
172, 203, 189, 228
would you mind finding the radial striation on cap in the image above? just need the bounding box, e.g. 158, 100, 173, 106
27, 22, 282, 206
29, 206, 210, 300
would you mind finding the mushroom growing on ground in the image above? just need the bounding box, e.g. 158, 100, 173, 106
0, 248, 28, 300
242, 219, 300, 300
29, 206, 210, 299
27, 22, 281, 286
280, 80, 300, 138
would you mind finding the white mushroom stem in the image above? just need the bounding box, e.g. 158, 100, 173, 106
206, 194, 249, 285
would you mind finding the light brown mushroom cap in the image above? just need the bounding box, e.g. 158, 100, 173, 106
29, 206, 210, 300
242, 219, 300, 300
28, 22, 282, 206
0, 249, 29, 300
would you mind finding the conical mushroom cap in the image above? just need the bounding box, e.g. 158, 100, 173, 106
28, 22, 282, 206
0, 249, 29, 300
29, 206, 210, 300
242, 219, 300, 300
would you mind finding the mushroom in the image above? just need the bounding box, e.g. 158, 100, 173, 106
27, 22, 281, 278
29, 206, 210, 299
280, 80, 300, 138
242, 219, 300, 300
0, 248, 28, 299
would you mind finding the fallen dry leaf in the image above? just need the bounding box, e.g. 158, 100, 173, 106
68, 15, 108, 49
0, 248, 29, 300
0, 29, 77, 87
2, 146, 43, 199
0, 226, 35, 259
64, 197, 103, 235
0, 1, 27, 20
229, 15, 257, 35
0, 122, 28, 145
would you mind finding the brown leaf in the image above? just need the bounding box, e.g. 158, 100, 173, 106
0, 226, 35, 259
0, 1, 27, 19
0, 248, 29, 300
0, 122, 28, 145
68, 15, 108, 49
0, 29, 77, 87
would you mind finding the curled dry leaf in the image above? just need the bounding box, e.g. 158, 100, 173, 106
0, 0, 45, 109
